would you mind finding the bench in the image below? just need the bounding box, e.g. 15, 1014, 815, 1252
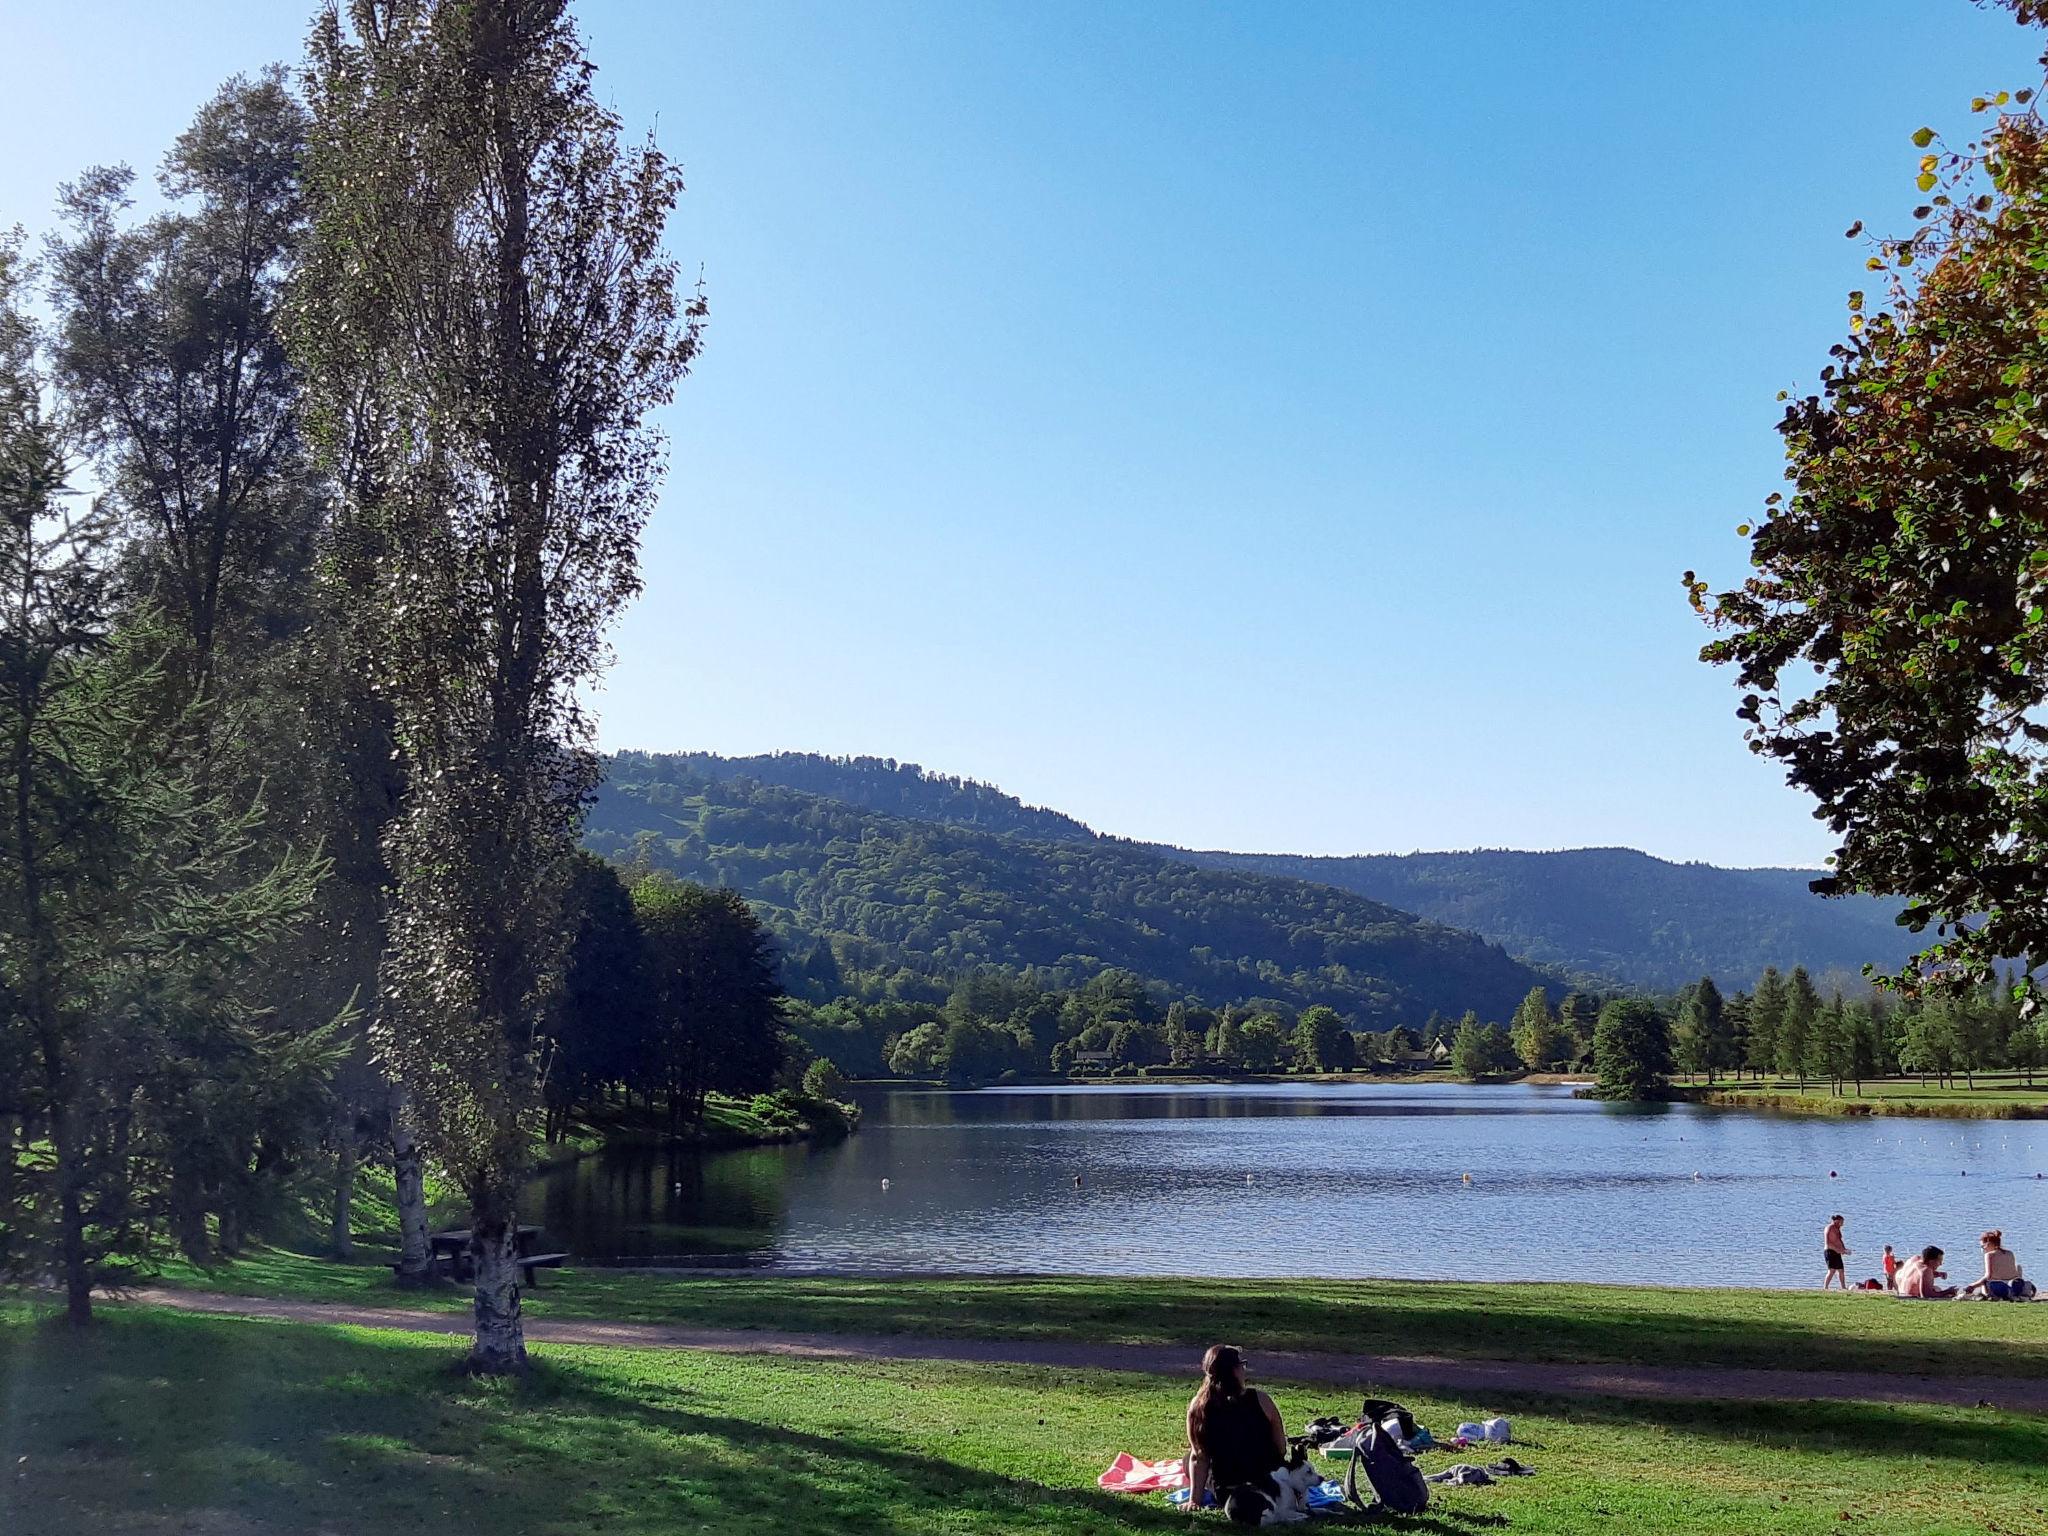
389, 1252, 568, 1287
519, 1252, 569, 1288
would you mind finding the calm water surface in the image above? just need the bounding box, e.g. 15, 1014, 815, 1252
524, 1082, 2048, 1287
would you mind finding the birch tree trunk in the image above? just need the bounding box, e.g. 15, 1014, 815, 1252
468, 1211, 526, 1374
388, 1086, 433, 1286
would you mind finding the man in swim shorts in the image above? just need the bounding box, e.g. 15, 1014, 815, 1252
1822, 1214, 1850, 1290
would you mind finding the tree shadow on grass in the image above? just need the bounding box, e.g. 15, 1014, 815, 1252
1360, 1382, 2048, 1477
0, 1310, 1194, 1536
569, 1273, 2048, 1382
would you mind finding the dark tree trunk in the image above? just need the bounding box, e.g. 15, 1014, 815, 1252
217, 1197, 245, 1257
49, 1102, 92, 1327
0, 1114, 16, 1234
170, 1165, 209, 1265
331, 1108, 357, 1259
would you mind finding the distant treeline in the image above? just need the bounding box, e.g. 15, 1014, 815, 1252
587, 755, 1558, 1028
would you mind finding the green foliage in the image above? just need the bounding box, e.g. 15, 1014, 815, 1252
801, 1058, 847, 1101
1673, 976, 1733, 1082
1693, 33, 2048, 998
590, 755, 1556, 1027
1292, 1005, 1350, 1072
0, 244, 321, 1318
1509, 986, 1569, 1071
888, 1022, 947, 1078
296, 0, 703, 1368
1450, 1013, 1519, 1080
628, 754, 1916, 994
1593, 998, 1674, 1101
1175, 845, 1914, 991
1236, 1013, 1291, 1072
632, 877, 785, 1123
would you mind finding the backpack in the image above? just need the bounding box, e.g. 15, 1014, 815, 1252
1343, 1398, 1430, 1516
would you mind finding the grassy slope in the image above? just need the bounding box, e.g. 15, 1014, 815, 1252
1683, 1076, 2048, 1118
150, 1248, 2048, 1381
2, 1304, 2043, 1536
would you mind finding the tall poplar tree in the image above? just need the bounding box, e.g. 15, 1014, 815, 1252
296, 0, 702, 1372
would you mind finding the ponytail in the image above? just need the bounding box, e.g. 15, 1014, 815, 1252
1189, 1344, 1245, 1448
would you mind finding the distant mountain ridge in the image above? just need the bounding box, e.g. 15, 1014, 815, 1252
606, 751, 1914, 992
1167, 846, 1914, 991
589, 752, 1553, 1025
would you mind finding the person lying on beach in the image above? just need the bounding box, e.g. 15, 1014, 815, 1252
1896, 1245, 1956, 1299
1185, 1344, 1287, 1523
1962, 1230, 2026, 1299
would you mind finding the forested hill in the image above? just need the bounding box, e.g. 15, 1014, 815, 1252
623, 751, 1099, 843
607, 752, 1919, 992
1168, 847, 1914, 991
588, 755, 1553, 1025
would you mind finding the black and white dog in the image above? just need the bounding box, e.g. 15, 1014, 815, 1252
1223, 1438, 1322, 1527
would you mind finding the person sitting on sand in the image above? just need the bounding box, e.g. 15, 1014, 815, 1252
1897, 1245, 1956, 1299
1186, 1344, 1287, 1524
1822, 1214, 1851, 1290
1962, 1230, 2026, 1300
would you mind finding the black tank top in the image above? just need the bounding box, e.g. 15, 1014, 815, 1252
1200, 1390, 1279, 1487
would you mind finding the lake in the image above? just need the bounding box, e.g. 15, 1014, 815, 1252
524, 1082, 2048, 1288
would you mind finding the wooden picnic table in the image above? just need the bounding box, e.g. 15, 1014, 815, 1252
428, 1225, 546, 1282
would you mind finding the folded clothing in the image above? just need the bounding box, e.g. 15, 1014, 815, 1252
1427, 1463, 1494, 1487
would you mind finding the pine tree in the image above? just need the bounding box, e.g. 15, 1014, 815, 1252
0, 243, 320, 1320
1559, 992, 1600, 1063
1807, 993, 1853, 1093
1777, 968, 1818, 1087
1748, 968, 1786, 1081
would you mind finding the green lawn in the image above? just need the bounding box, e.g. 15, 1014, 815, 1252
2, 1303, 2043, 1536
1680, 1076, 2048, 1118
151, 1246, 2048, 1381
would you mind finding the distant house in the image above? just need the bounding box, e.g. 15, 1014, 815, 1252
1384, 1040, 1451, 1072
1071, 1049, 1116, 1069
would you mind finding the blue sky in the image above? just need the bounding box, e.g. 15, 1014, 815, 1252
3, 2, 2037, 865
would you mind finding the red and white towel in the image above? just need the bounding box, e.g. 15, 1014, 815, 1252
1098, 1453, 1187, 1492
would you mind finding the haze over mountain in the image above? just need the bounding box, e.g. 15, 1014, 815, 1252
603, 752, 1915, 993
1169, 848, 1914, 992
589, 752, 1552, 1026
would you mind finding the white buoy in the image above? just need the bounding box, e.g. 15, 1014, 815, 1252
881, 1178, 891, 1190
1245, 1173, 1254, 1184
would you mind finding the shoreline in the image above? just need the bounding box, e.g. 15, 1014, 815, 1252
858, 1074, 2048, 1122
1675, 1086, 2048, 1121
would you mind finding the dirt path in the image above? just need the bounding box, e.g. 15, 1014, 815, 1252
127, 1288, 2048, 1413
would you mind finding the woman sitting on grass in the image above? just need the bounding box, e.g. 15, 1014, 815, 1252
1186, 1344, 1287, 1523
1897, 1245, 1957, 1299
1962, 1230, 2029, 1300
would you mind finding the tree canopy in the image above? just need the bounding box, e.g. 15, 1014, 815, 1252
1693, 10, 2048, 1002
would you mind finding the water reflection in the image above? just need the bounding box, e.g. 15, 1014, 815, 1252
523, 1082, 2048, 1287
